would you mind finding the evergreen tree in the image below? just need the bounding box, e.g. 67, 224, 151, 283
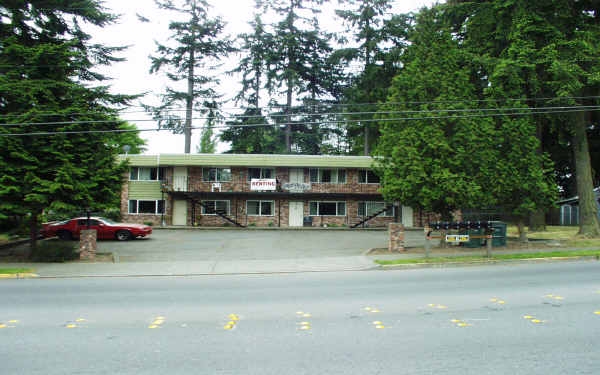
0, 1, 143, 251
446, 0, 600, 236
220, 13, 286, 153
143, 0, 232, 153
257, 0, 338, 154
334, 0, 410, 154
375, 6, 557, 240
196, 100, 219, 153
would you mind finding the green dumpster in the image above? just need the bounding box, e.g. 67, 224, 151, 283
464, 228, 484, 248
490, 221, 507, 247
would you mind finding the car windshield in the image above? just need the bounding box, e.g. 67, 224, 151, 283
97, 217, 117, 225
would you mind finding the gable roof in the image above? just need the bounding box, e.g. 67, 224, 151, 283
119, 153, 376, 168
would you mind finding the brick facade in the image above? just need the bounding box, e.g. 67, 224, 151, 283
123, 165, 409, 228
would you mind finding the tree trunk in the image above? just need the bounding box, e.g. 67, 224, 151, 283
572, 111, 600, 237
185, 52, 194, 154
184, 8, 196, 154
28, 212, 38, 258
517, 216, 528, 243
364, 122, 369, 155
285, 83, 292, 153
529, 121, 546, 231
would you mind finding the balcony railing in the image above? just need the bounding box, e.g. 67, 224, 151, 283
161, 176, 381, 195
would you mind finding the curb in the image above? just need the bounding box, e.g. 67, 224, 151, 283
377, 255, 600, 270
32, 266, 380, 279
0, 273, 39, 279
152, 226, 387, 231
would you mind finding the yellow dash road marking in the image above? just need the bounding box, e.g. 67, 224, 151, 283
497, 301, 505, 304
523, 316, 533, 319
451, 319, 461, 323
371, 309, 380, 313
66, 324, 77, 328
303, 313, 312, 317
545, 294, 554, 297
0, 324, 6, 329
364, 307, 372, 311
489, 298, 498, 302
372, 321, 382, 325
554, 296, 564, 300
300, 326, 311, 330
375, 325, 385, 329
457, 323, 472, 327
224, 325, 234, 330
153, 320, 164, 325
594, 311, 600, 315
437, 305, 447, 309
428, 304, 435, 307
296, 311, 304, 315
299, 322, 310, 325
531, 319, 542, 323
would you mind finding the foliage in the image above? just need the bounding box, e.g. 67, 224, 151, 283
376, 6, 557, 222
30, 241, 78, 263
0, 1, 143, 251
143, 0, 233, 153
445, 0, 600, 236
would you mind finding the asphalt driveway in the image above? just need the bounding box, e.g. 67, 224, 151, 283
96, 229, 427, 262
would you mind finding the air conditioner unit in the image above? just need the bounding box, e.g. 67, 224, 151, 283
212, 183, 221, 192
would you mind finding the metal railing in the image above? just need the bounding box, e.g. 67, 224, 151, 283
161, 176, 382, 195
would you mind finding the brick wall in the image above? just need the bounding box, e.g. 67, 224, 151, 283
180, 167, 381, 195
120, 168, 172, 226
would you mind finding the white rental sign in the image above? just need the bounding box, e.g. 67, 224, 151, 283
250, 179, 276, 191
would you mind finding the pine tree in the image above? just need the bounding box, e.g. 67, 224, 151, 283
143, 0, 232, 153
0, 1, 144, 252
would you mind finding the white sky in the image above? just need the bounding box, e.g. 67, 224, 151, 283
90, 0, 437, 154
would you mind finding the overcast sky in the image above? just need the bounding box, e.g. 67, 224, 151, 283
90, 0, 437, 154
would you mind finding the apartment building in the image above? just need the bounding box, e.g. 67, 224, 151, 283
120, 154, 415, 228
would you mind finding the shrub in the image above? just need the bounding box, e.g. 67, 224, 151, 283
248, 223, 257, 227
144, 221, 154, 227
31, 240, 78, 263
268, 221, 274, 227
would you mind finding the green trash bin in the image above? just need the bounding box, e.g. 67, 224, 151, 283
464, 228, 484, 248
490, 221, 507, 247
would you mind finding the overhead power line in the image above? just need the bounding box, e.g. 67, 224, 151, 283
1, 95, 599, 120
2, 107, 598, 137
3, 105, 600, 127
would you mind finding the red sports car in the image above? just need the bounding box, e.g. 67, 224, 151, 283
41, 217, 152, 241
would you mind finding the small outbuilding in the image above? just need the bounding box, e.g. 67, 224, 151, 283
555, 188, 600, 226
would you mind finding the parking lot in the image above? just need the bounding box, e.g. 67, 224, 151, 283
96, 229, 427, 262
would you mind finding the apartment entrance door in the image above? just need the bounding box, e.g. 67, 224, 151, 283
289, 201, 304, 227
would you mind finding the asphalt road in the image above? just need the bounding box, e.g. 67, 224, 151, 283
95, 229, 428, 262
2, 261, 600, 374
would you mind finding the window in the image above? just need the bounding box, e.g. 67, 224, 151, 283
309, 201, 346, 216
202, 168, 232, 182
247, 168, 275, 181
77, 219, 100, 226
309, 169, 346, 183
129, 167, 166, 181
358, 202, 396, 217
358, 170, 380, 184
128, 200, 165, 214
201, 200, 230, 215
247, 200, 274, 216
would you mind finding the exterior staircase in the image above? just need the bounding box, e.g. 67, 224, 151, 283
350, 205, 394, 228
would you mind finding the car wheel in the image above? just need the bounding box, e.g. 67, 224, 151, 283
115, 230, 132, 241
57, 230, 72, 241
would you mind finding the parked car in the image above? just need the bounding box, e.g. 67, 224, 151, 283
41, 217, 152, 241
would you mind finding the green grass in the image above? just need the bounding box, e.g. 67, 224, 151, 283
375, 250, 600, 265
0, 233, 10, 242
0, 268, 35, 274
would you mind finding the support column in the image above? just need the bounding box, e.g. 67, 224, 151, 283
388, 223, 405, 252
79, 229, 97, 261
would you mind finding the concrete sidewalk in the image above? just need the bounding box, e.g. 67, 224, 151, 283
0, 255, 377, 278
370, 246, 600, 261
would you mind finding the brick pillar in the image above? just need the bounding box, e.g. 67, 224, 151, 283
388, 223, 405, 252
79, 229, 97, 260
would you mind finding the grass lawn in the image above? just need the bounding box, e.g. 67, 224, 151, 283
0, 268, 35, 274
376, 249, 600, 265
506, 225, 600, 247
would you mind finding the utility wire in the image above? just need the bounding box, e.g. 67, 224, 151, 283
1, 96, 598, 120
2, 107, 598, 137
3, 105, 600, 127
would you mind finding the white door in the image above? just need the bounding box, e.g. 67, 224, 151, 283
173, 200, 187, 226
289, 168, 304, 183
289, 201, 304, 227
402, 206, 413, 227
173, 167, 187, 192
